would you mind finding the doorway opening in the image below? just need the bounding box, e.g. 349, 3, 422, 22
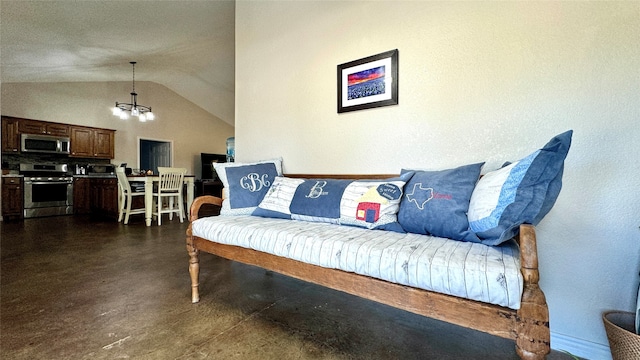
138, 138, 173, 174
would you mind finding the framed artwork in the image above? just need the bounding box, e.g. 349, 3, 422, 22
337, 49, 398, 113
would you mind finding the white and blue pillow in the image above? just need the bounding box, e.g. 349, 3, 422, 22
213, 158, 282, 216
397, 163, 484, 242
468, 130, 573, 245
253, 172, 413, 231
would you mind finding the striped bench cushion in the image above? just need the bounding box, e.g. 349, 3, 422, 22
191, 215, 523, 309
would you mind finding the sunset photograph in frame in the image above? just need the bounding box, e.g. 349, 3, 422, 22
337, 49, 398, 113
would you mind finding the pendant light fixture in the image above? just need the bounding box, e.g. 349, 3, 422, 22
112, 61, 155, 122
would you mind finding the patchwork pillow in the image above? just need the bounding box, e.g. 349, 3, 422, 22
213, 158, 282, 215
468, 130, 573, 245
253, 172, 414, 231
397, 163, 484, 242
251, 176, 305, 219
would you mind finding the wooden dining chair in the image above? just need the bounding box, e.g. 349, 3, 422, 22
115, 167, 146, 224
153, 167, 187, 225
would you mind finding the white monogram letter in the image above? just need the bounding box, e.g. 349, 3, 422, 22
240, 173, 270, 192
306, 181, 327, 199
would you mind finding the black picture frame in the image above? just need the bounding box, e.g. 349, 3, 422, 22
337, 49, 398, 113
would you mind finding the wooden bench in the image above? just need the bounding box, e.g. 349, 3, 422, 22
185, 174, 550, 360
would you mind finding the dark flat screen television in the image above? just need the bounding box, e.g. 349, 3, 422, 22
201, 153, 227, 180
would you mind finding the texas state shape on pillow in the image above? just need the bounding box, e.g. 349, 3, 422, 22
397, 163, 484, 242
468, 130, 573, 245
213, 158, 282, 215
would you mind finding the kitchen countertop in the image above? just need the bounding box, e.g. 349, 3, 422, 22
3, 174, 119, 178
73, 174, 116, 179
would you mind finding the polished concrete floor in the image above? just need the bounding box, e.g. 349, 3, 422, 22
1, 215, 574, 359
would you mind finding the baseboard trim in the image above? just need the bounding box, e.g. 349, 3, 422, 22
551, 331, 612, 360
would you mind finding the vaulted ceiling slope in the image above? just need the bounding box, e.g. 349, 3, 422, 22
0, 0, 235, 126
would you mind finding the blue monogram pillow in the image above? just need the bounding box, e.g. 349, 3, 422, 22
397, 163, 484, 242
213, 158, 282, 216
253, 172, 413, 232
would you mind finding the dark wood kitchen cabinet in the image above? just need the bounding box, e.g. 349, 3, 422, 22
89, 178, 118, 219
74, 177, 119, 219
70, 126, 115, 159
1, 117, 20, 153
69, 127, 93, 157
93, 129, 115, 159
18, 119, 70, 137
2, 177, 23, 220
1, 116, 114, 156
73, 177, 91, 215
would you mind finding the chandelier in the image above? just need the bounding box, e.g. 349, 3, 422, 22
112, 61, 155, 121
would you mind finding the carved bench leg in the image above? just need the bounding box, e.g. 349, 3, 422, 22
187, 240, 200, 303
516, 282, 550, 359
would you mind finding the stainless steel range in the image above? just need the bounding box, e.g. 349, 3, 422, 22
20, 163, 74, 218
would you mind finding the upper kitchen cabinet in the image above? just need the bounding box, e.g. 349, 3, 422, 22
70, 126, 115, 159
19, 119, 70, 137
1, 116, 20, 153
1, 117, 115, 158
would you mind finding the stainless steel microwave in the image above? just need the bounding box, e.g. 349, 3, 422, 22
21, 134, 70, 154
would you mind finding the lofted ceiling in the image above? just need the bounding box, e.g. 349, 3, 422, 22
0, 0, 236, 126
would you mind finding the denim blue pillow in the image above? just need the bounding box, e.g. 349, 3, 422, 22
253, 173, 413, 231
468, 130, 572, 245
397, 163, 484, 242
213, 159, 282, 215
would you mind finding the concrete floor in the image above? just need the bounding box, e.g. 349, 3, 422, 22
1, 215, 575, 359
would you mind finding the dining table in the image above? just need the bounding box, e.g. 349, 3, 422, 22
127, 174, 196, 226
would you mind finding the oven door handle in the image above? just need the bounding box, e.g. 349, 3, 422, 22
25, 181, 73, 185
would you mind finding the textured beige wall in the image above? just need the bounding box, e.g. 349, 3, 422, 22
1, 81, 234, 177
236, 1, 640, 357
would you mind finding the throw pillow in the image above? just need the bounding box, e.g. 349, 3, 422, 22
213, 158, 283, 215
251, 176, 305, 219
468, 130, 573, 245
253, 172, 413, 231
397, 163, 484, 242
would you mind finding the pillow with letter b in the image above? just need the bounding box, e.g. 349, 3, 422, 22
254, 172, 413, 232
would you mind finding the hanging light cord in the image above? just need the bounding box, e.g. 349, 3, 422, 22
131, 61, 136, 95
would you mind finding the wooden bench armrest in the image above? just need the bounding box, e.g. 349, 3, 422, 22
515, 224, 550, 359
189, 195, 223, 222
518, 224, 538, 275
